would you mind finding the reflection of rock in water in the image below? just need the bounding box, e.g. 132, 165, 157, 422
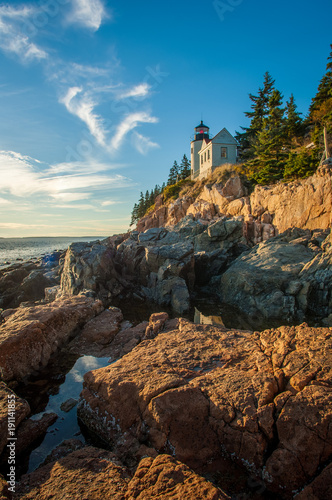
194, 307, 225, 326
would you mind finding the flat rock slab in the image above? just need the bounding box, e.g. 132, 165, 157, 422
0, 296, 103, 381
14, 448, 228, 500
78, 319, 332, 498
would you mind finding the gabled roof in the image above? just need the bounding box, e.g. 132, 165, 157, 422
210, 127, 237, 145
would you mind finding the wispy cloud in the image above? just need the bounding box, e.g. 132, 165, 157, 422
0, 151, 133, 202
118, 83, 151, 100
0, 5, 48, 62
101, 200, 118, 206
132, 131, 160, 155
66, 0, 107, 31
110, 112, 159, 151
60, 87, 107, 146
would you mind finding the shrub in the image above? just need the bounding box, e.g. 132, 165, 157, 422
283, 148, 320, 180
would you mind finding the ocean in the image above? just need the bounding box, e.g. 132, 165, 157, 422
0, 237, 105, 269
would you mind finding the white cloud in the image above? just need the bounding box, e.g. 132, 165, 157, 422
0, 151, 133, 202
110, 112, 159, 151
118, 83, 151, 100
132, 131, 160, 155
67, 0, 107, 31
51, 192, 91, 202
60, 87, 107, 146
0, 5, 48, 62
101, 200, 118, 206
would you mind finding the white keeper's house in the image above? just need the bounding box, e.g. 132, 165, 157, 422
190, 120, 238, 180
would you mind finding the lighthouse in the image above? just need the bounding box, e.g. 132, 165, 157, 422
191, 120, 210, 179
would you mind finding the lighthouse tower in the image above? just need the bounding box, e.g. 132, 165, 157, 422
191, 120, 210, 179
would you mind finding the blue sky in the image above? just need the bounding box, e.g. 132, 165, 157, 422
0, 0, 331, 237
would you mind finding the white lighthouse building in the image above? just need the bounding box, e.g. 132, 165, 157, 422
190, 120, 238, 180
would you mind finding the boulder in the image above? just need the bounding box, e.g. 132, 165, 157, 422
0, 296, 103, 381
78, 319, 332, 498
67, 306, 124, 356
125, 454, 229, 499
60, 235, 129, 300
0, 256, 62, 310
219, 228, 331, 322
14, 412, 58, 456
16, 446, 130, 500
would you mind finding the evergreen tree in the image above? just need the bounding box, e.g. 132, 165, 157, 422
309, 45, 332, 119
249, 89, 286, 184
236, 72, 275, 161
130, 203, 139, 226
179, 154, 191, 179
167, 161, 179, 185
308, 45, 332, 151
136, 191, 145, 219
284, 94, 304, 144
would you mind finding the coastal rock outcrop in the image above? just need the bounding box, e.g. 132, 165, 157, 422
219, 227, 332, 323
135, 169, 332, 244
0, 251, 62, 310
15, 447, 228, 500
60, 234, 130, 300
0, 295, 103, 381
78, 317, 332, 498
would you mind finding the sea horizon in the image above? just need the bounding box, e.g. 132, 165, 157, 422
0, 236, 107, 269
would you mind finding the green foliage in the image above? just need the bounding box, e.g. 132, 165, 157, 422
163, 179, 192, 201
236, 72, 276, 161
179, 154, 191, 179
167, 161, 179, 185
284, 148, 320, 180
308, 45, 332, 147
284, 94, 304, 144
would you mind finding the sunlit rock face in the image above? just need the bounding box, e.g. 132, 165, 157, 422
78, 316, 332, 498
15, 448, 230, 500
0, 295, 103, 381
137, 170, 332, 246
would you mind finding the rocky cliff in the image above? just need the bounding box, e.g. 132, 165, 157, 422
137, 165, 332, 243
56, 165, 332, 325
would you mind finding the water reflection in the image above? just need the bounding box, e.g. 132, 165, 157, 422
194, 307, 225, 326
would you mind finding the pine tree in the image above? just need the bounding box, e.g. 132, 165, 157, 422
284, 94, 304, 145
179, 154, 191, 180
130, 203, 139, 226
250, 89, 286, 184
136, 191, 145, 219
309, 45, 332, 119
308, 45, 332, 153
236, 72, 276, 161
167, 161, 179, 185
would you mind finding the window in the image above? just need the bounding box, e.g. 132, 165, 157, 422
221, 147, 228, 158
208, 149, 210, 160
191, 147, 193, 154
204, 152, 206, 162
201, 155, 203, 164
